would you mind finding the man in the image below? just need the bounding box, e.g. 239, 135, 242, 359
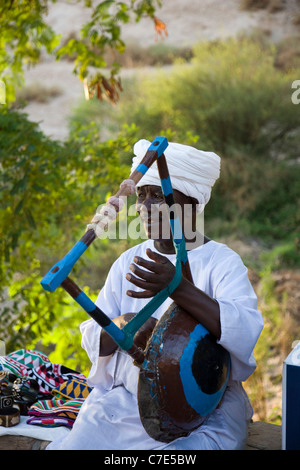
47, 140, 263, 450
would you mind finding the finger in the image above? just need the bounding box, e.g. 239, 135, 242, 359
126, 289, 154, 299
132, 250, 169, 272
126, 272, 154, 290
146, 248, 169, 264
132, 256, 162, 274
128, 263, 158, 282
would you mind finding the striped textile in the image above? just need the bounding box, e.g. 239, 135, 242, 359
26, 370, 93, 428
27, 416, 75, 428
0, 349, 87, 395
0, 349, 50, 377
0, 349, 92, 429
28, 397, 84, 421
28, 379, 92, 421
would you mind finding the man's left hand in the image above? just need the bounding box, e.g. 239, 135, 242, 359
126, 248, 176, 299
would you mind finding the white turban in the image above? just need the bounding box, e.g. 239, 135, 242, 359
131, 139, 221, 213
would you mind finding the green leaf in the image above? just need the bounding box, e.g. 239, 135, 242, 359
33, 184, 50, 194
10, 175, 28, 195
14, 198, 25, 214
24, 209, 37, 229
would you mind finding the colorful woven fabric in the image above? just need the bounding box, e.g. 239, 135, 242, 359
27, 379, 92, 427
0, 349, 86, 395
28, 397, 84, 421
6, 349, 50, 369
27, 416, 75, 428
30, 362, 86, 395
0, 349, 92, 429
53, 379, 93, 401
0, 349, 49, 378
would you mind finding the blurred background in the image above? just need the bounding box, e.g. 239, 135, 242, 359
1, 0, 300, 425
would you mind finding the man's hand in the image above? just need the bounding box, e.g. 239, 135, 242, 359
126, 248, 176, 299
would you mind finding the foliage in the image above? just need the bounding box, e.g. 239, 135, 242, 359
105, 42, 193, 69
0, 0, 163, 104
0, 0, 60, 103
0, 106, 138, 362
107, 38, 300, 156
259, 238, 300, 270
15, 81, 63, 105
69, 36, 300, 241
57, 0, 163, 102
244, 258, 300, 424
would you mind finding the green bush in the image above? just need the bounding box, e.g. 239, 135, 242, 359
116, 38, 299, 155
69, 37, 300, 240
259, 239, 300, 270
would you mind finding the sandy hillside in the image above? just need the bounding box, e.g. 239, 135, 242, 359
22, 0, 300, 140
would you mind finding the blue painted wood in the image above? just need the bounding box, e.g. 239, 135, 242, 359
147, 136, 168, 155
41, 241, 88, 292
160, 176, 173, 196
135, 163, 149, 175
74, 291, 131, 350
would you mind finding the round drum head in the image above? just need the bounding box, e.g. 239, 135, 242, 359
137, 302, 230, 443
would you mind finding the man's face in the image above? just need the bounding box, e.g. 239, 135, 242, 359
136, 185, 195, 241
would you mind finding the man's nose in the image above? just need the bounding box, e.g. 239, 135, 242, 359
137, 198, 152, 213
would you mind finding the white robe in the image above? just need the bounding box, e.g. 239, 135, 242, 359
47, 239, 263, 450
